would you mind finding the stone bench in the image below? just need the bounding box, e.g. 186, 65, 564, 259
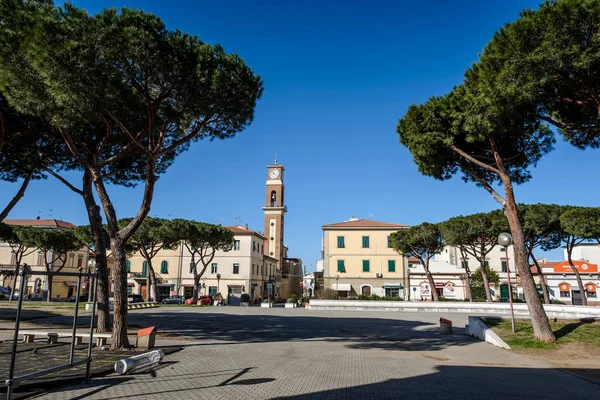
19, 330, 112, 346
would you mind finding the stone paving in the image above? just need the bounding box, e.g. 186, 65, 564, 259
17, 306, 598, 399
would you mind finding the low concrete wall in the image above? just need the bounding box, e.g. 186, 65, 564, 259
465, 316, 511, 350
307, 300, 600, 318
87, 302, 158, 311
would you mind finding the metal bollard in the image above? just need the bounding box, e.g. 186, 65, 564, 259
114, 350, 165, 375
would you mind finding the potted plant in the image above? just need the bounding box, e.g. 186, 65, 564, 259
240, 293, 251, 306
285, 294, 298, 308
261, 297, 273, 308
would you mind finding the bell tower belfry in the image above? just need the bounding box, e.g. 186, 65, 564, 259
262, 160, 286, 267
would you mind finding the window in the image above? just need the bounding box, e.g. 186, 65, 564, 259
337, 260, 346, 273
560, 291, 571, 297
337, 236, 345, 248
37, 252, 44, 266
461, 260, 469, 269
126, 260, 131, 273
484, 261, 489, 268
211, 263, 218, 274
234, 240, 240, 250
253, 242, 256, 252
362, 260, 370, 272
388, 260, 396, 272
501, 260, 507, 273
209, 286, 217, 296
189, 262, 194, 273
387, 236, 392, 248
385, 288, 400, 297
500, 247, 506, 252
10, 252, 16, 266
142, 261, 148, 277
362, 236, 370, 248
587, 291, 597, 298
233, 263, 239, 274
163, 245, 170, 250
127, 285, 133, 295
77, 254, 83, 268
160, 260, 168, 274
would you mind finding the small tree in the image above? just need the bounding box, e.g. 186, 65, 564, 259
5, 226, 37, 301
560, 206, 600, 306
22, 228, 82, 301
390, 223, 443, 301
121, 217, 177, 302
168, 219, 234, 303
471, 266, 500, 302
518, 204, 563, 304
439, 216, 475, 301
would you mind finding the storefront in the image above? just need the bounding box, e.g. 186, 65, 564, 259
542, 260, 600, 305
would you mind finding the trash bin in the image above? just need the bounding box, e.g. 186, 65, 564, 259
136, 326, 157, 350
439, 318, 452, 334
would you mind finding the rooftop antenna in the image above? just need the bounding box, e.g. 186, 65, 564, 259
234, 216, 242, 226
274, 153, 278, 165
367, 213, 373, 219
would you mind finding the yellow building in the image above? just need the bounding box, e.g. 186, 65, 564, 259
322, 218, 408, 298
125, 246, 183, 300
0, 219, 92, 300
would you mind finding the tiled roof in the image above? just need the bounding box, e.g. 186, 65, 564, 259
530, 260, 560, 273
322, 219, 408, 229
225, 225, 265, 238
4, 219, 76, 230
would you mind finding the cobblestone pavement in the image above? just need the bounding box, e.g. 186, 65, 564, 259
25, 306, 598, 399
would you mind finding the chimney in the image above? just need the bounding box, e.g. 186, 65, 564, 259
245, 223, 248, 229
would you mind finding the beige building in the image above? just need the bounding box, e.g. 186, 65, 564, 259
0, 219, 92, 300
322, 218, 408, 298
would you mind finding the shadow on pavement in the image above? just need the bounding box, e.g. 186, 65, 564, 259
271, 365, 600, 399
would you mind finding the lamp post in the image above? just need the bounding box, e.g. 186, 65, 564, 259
498, 232, 515, 333
87, 258, 97, 302
216, 273, 221, 295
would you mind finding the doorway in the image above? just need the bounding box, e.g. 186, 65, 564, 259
361, 286, 371, 296
500, 284, 509, 299
572, 290, 583, 305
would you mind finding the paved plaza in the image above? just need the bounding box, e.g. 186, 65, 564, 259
1, 306, 589, 399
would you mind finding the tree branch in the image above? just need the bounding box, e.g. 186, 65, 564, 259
43, 167, 84, 196
0, 169, 34, 221
450, 144, 502, 175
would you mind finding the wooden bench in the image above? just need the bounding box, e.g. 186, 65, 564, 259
19, 330, 112, 346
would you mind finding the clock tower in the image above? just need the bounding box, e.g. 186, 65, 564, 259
263, 161, 286, 267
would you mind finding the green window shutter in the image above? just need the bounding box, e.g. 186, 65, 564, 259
337, 260, 345, 273
362, 260, 370, 272
388, 260, 396, 272
126, 260, 131, 273
501, 261, 507, 273
484, 261, 489, 268
337, 236, 345, 248
362, 236, 369, 248
461, 260, 468, 269
142, 261, 147, 277
161, 260, 168, 274
387, 236, 392, 248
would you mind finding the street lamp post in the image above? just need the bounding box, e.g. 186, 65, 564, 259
498, 232, 515, 333
87, 258, 97, 303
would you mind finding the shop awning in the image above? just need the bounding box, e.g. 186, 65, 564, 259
63, 281, 78, 287
382, 283, 403, 289
330, 283, 351, 291
559, 283, 571, 291
435, 282, 445, 287
586, 283, 597, 292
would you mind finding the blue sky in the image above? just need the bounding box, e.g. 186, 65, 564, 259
2, 0, 598, 270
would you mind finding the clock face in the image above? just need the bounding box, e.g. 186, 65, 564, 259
269, 169, 280, 179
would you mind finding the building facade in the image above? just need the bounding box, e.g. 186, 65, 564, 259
0, 219, 92, 300
407, 258, 468, 301
322, 218, 408, 298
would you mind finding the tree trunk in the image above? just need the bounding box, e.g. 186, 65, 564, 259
424, 260, 439, 301
479, 260, 493, 302
193, 275, 200, 304
0, 170, 33, 221
82, 171, 111, 332
9, 263, 19, 302
531, 252, 550, 305
46, 274, 53, 302
465, 269, 473, 302
147, 260, 158, 302
501, 176, 555, 342
567, 250, 588, 306
109, 238, 130, 348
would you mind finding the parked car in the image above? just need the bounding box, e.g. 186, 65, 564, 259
0, 286, 19, 300
162, 295, 184, 304
185, 295, 213, 305
67, 293, 89, 303
128, 294, 144, 303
